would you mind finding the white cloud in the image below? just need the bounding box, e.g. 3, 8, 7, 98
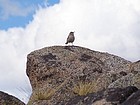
0, 0, 140, 103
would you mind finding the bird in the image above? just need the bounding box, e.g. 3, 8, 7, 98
65, 32, 75, 45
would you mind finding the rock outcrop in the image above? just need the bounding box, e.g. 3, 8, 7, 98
0, 91, 25, 105
26, 46, 140, 105
66, 86, 138, 105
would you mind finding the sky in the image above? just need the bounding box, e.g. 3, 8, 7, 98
0, 0, 59, 29
0, 0, 140, 103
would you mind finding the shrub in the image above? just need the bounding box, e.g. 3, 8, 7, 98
72, 81, 97, 96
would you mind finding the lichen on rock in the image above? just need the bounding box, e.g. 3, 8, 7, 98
26, 46, 140, 105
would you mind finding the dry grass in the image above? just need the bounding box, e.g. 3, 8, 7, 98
36, 88, 56, 100
28, 78, 69, 105
72, 81, 97, 96
38, 80, 68, 100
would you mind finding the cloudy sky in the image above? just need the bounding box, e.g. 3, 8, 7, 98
0, 0, 140, 103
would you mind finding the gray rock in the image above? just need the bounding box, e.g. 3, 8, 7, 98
121, 89, 140, 105
108, 73, 134, 88
65, 86, 138, 105
26, 46, 132, 105
130, 60, 140, 74
0, 91, 25, 105
108, 72, 140, 89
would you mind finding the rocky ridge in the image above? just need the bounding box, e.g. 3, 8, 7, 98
26, 46, 140, 105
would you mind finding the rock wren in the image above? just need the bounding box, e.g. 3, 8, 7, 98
65, 32, 75, 45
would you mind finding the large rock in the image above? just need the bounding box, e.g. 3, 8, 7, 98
121, 89, 140, 105
0, 91, 25, 105
26, 46, 139, 105
108, 61, 140, 89
65, 86, 138, 105
108, 73, 140, 89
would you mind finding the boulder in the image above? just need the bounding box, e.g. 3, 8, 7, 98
26, 46, 132, 105
65, 86, 138, 105
121, 89, 140, 105
0, 91, 25, 105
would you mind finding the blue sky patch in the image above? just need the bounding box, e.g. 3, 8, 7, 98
0, 0, 60, 30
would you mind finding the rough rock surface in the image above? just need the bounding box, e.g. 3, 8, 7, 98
26, 46, 140, 105
65, 86, 138, 105
122, 89, 140, 105
108, 73, 140, 89
0, 91, 25, 105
